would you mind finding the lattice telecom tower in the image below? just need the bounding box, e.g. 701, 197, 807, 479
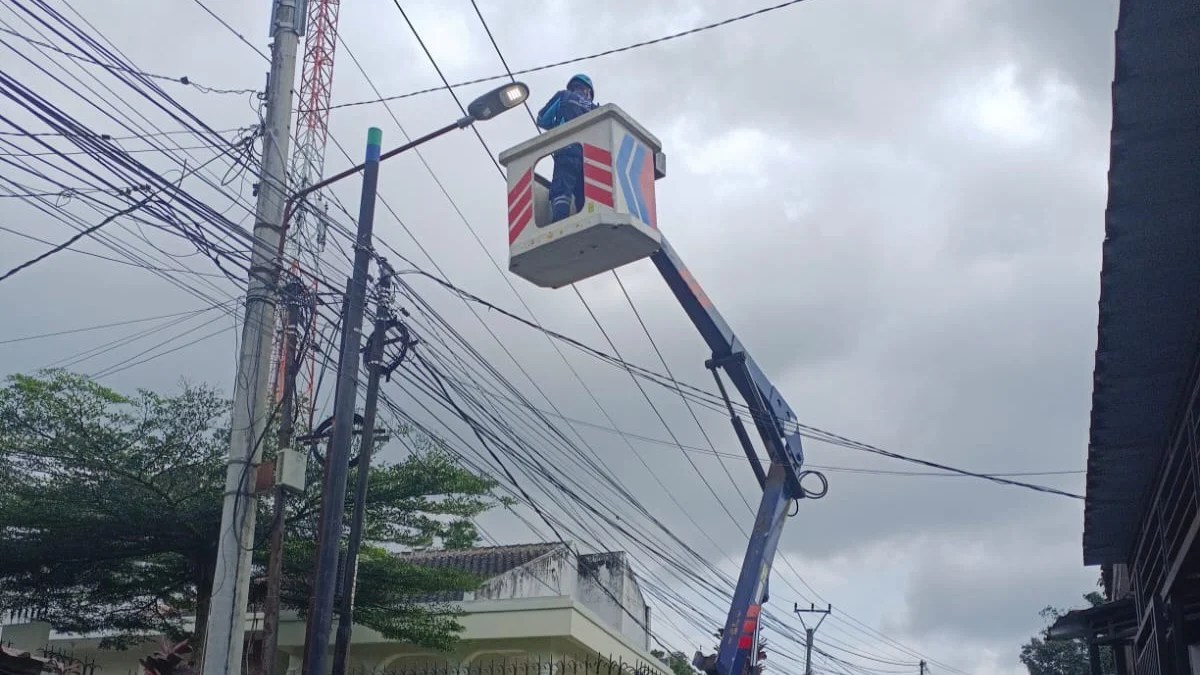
272, 0, 341, 422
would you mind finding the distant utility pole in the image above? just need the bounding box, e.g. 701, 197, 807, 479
919, 660, 926, 675
794, 603, 832, 675
200, 0, 302, 672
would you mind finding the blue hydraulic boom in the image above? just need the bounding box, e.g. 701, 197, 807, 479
498, 103, 827, 675
652, 237, 827, 675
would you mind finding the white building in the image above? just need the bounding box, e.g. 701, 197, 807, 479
0, 543, 669, 675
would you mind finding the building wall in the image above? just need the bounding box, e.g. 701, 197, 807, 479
3, 600, 668, 675
574, 552, 649, 651
467, 547, 652, 653
0, 547, 661, 675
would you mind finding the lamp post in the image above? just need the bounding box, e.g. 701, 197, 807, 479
271, 81, 529, 675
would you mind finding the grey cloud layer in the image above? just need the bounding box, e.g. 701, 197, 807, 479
0, 1, 1118, 673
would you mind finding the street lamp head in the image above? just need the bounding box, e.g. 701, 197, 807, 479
467, 82, 530, 122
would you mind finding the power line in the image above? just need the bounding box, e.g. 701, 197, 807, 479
323, 0, 811, 111
188, 0, 268, 61
89, 311, 234, 379
40, 300, 236, 371
0, 125, 248, 140
391, 14, 829, 660
400, 268, 1084, 500
421, 368, 1083, 479
0, 305, 223, 344
0, 42, 260, 334
0, 196, 153, 282
0, 25, 259, 95
465, 0, 539, 127
63, 1, 1003, 667
371, 12, 990, 669
263, 218, 940, 673
0, 141, 236, 157
374, 0, 751, 572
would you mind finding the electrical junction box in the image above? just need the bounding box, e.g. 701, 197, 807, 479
275, 447, 307, 494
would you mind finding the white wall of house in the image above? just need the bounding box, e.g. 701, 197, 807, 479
0, 545, 663, 675
573, 553, 649, 652
463, 546, 652, 653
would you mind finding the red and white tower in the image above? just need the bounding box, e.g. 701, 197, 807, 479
272, 0, 341, 423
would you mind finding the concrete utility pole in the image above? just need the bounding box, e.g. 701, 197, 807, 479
201, 0, 302, 673
794, 603, 831, 675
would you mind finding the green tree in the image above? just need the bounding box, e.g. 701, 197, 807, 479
1019, 590, 1115, 675
651, 650, 697, 675
0, 370, 505, 653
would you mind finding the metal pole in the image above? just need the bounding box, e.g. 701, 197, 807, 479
300, 293, 349, 675
201, 0, 300, 672
331, 270, 393, 675
258, 284, 302, 675
919, 660, 926, 675
302, 127, 383, 675
278, 119, 467, 250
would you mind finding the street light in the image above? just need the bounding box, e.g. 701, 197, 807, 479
467, 80, 529, 121
284, 79, 530, 675
278, 80, 530, 246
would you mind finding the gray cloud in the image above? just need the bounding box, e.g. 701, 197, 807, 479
886, 523, 1100, 646
0, 0, 1119, 672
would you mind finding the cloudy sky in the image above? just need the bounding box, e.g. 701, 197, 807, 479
0, 0, 1121, 673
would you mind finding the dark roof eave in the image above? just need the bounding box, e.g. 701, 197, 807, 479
1082, 0, 1200, 566
1047, 598, 1137, 644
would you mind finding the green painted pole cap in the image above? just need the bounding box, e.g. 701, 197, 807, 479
367, 127, 383, 147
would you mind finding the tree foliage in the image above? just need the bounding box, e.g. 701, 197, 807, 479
1019, 590, 1115, 675
0, 370, 506, 652
651, 650, 697, 675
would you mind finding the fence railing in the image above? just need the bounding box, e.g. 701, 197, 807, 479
343, 655, 669, 675
0, 641, 100, 675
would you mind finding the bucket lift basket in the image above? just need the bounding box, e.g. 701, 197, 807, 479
498, 103, 667, 288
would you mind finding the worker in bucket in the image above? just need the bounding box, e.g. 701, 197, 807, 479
536, 74, 598, 222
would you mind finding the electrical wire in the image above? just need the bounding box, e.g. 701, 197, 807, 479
0, 25, 259, 96
312, 10, 976, 671
397, 267, 1084, 500
30, 1, 1003, 667
0, 305, 223, 345
323, 0, 812, 111
0, 195, 155, 282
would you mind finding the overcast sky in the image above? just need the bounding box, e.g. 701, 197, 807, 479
0, 1, 1120, 673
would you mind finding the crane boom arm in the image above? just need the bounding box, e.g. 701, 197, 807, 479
649, 237, 817, 675
495, 102, 820, 675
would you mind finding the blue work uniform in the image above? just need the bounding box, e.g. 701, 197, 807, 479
536, 89, 598, 222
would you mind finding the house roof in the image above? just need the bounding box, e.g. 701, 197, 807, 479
1083, 0, 1200, 566
1047, 598, 1136, 645
397, 543, 564, 601
400, 542, 563, 577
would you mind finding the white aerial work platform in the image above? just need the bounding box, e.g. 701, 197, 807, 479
498, 103, 667, 288
499, 99, 824, 675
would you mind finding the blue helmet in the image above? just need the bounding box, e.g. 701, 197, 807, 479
567, 73, 593, 95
